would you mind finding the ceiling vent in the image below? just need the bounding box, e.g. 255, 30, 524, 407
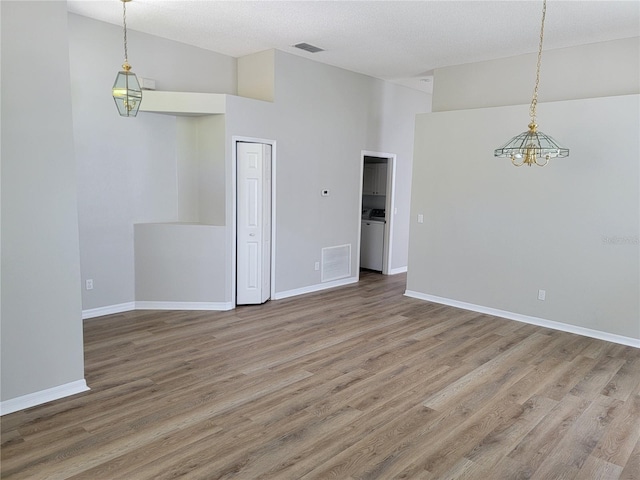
293, 42, 324, 54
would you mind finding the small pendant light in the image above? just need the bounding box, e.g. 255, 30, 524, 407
494, 0, 569, 166
112, 0, 142, 117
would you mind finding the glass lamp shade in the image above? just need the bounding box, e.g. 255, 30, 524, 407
112, 69, 142, 117
494, 123, 569, 167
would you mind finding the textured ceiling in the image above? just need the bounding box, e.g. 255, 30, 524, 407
67, 0, 640, 93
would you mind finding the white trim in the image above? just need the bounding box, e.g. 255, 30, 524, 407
83, 301, 233, 320
274, 276, 358, 300
82, 302, 135, 319
384, 154, 397, 276
404, 290, 640, 349
357, 156, 364, 274
1, 380, 90, 416
389, 266, 408, 275
135, 301, 234, 311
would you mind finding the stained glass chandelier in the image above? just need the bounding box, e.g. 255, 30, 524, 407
494, 0, 569, 167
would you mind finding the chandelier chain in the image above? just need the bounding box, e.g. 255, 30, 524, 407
529, 0, 546, 124
122, 0, 128, 63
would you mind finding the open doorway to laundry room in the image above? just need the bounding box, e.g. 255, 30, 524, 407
359, 151, 396, 275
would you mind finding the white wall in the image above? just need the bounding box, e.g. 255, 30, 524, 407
175, 115, 227, 224
68, 14, 238, 311
433, 37, 639, 112
196, 115, 227, 226
408, 37, 640, 343
238, 50, 275, 102
69, 13, 237, 96
1, 1, 86, 403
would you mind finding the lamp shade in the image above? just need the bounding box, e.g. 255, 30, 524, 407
112, 68, 142, 117
494, 123, 569, 167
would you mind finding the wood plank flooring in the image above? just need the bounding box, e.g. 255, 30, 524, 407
2, 271, 639, 479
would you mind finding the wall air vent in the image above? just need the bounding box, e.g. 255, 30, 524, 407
321, 244, 351, 282
293, 43, 324, 54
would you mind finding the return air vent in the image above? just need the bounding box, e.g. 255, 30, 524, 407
293, 42, 324, 53
321, 244, 351, 282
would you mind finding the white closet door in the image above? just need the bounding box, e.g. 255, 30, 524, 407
237, 142, 271, 305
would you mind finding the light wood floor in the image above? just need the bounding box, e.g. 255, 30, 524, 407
2, 271, 639, 479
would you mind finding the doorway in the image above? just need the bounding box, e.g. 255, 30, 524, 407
236, 141, 274, 305
360, 151, 396, 275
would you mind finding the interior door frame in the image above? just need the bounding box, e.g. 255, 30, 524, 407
232, 136, 277, 307
360, 150, 396, 275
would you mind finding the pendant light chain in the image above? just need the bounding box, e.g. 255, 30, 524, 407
529, 0, 546, 125
493, 0, 568, 165
122, 0, 129, 65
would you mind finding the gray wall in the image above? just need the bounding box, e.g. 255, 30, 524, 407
68, 14, 238, 310
272, 51, 430, 289
433, 37, 639, 112
0, 10, 430, 407
226, 51, 430, 294
1, 2, 85, 401
408, 39, 640, 341
70, 13, 430, 312
134, 224, 227, 303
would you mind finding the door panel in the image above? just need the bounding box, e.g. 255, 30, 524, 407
247, 242, 258, 288
237, 142, 272, 305
247, 178, 258, 226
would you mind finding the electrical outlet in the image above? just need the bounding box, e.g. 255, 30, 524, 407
314, 262, 320, 271
417, 214, 424, 223
86, 279, 94, 290
538, 289, 546, 301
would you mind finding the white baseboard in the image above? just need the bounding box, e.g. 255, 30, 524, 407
0, 379, 90, 416
84, 301, 234, 320
135, 301, 234, 311
404, 290, 640, 349
82, 302, 135, 319
388, 266, 408, 275
274, 276, 358, 300
82, 277, 361, 316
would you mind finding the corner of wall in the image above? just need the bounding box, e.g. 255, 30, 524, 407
1, 0, 85, 406
237, 49, 275, 102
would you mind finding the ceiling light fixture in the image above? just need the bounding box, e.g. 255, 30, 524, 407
112, 0, 142, 117
494, 0, 569, 167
